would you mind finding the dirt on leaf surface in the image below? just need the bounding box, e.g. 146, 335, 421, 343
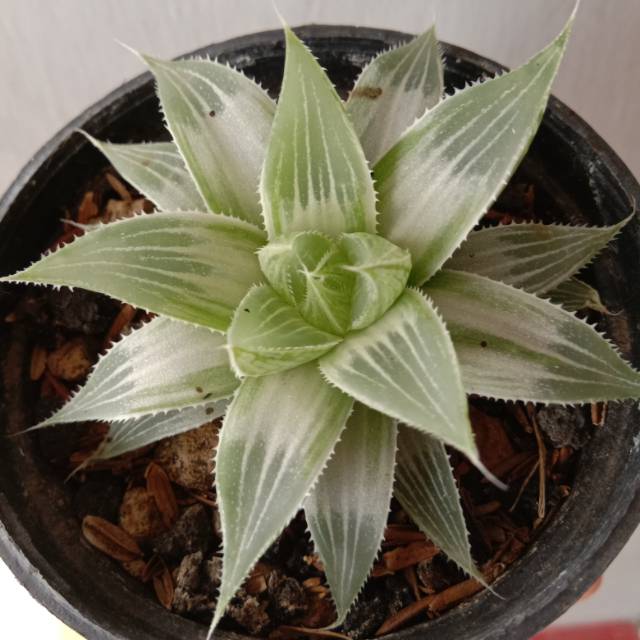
2, 169, 589, 638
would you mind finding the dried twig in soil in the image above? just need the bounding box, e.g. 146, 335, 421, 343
528, 405, 547, 523
372, 540, 439, 576
509, 460, 540, 513
383, 524, 426, 546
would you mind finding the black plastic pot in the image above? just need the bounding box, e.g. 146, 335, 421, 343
1, 25, 639, 640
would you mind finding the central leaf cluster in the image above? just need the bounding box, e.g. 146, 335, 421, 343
226, 231, 412, 377
260, 231, 412, 335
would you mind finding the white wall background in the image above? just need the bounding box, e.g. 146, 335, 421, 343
0, 0, 639, 196
0, 0, 639, 636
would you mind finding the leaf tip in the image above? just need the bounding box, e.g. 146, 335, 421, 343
114, 39, 147, 64
550, 2, 577, 53
75, 128, 99, 146
469, 456, 508, 491
272, 1, 289, 30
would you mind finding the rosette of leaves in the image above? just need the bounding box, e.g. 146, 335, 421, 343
4, 11, 639, 636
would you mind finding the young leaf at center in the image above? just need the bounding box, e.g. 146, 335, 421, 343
259, 231, 411, 335
228, 284, 341, 377
340, 232, 412, 330
259, 231, 354, 335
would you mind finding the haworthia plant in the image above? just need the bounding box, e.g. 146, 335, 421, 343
4, 7, 639, 636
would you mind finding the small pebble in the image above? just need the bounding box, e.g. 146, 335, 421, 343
416, 558, 450, 595
536, 405, 589, 449
119, 486, 166, 542
267, 573, 308, 622
48, 288, 116, 335
154, 423, 218, 492
227, 589, 270, 635
47, 337, 93, 382
172, 551, 213, 615
153, 504, 212, 562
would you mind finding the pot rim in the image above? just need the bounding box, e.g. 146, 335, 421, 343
1, 24, 639, 640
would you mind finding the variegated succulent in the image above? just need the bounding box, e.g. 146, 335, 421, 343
3, 12, 639, 637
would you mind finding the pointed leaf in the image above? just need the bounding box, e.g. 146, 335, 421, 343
38, 317, 238, 425
211, 364, 353, 633
375, 16, 573, 285
395, 426, 483, 582
445, 218, 628, 294
319, 289, 478, 461
305, 404, 397, 625
95, 402, 228, 460
228, 284, 341, 377
144, 55, 275, 224
260, 27, 377, 239
425, 269, 640, 402
341, 233, 411, 330
259, 231, 354, 334
83, 136, 206, 211
347, 26, 443, 164
548, 277, 609, 314
1, 212, 265, 332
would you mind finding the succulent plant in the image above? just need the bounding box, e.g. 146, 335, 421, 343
3, 10, 639, 636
